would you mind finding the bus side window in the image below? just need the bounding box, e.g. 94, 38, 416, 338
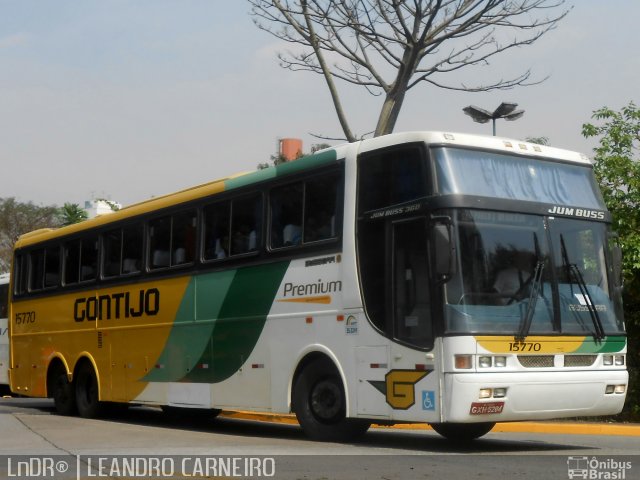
103, 228, 122, 277
270, 183, 303, 249
13, 254, 29, 295
304, 173, 339, 243
44, 246, 60, 288
80, 237, 99, 281
149, 217, 171, 269
122, 224, 143, 274
203, 201, 231, 261
64, 240, 80, 285
172, 210, 197, 266
231, 195, 262, 255
29, 249, 45, 291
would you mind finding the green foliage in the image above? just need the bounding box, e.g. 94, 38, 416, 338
58, 202, 89, 226
0, 198, 60, 273
583, 103, 640, 273
525, 136, 549, 145
583, 101, 640, 421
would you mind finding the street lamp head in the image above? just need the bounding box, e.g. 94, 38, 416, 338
462, 105, 493, 124
504, 109, 525, 122
492, 102, 519, 118
462, 102, 524, 135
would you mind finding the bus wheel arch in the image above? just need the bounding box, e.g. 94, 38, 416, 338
73, 356, 103, 418
291, 353, 370, 442
46, 357, 76, 416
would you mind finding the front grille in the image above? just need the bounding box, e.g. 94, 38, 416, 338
517, 355, 554, 368
563, 355, 597, 367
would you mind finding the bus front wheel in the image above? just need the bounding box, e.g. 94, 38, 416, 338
430, 422, 495, 442
74, 362, 103, 418
292, 359, 370, 442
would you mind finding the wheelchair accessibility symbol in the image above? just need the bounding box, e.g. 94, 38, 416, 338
422, 391, 436, 411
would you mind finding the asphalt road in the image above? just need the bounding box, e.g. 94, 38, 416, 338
1, 397, 639, 480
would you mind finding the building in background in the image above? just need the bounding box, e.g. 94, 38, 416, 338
84, 199, 121, 219
279, 138, 303, 161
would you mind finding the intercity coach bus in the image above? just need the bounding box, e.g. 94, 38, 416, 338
8, 132, 627, 442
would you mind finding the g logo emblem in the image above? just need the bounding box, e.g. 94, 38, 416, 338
384, 370, 430, 409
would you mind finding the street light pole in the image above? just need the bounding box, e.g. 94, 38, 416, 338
462, 102, 525, 136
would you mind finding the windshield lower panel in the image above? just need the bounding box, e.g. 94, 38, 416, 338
444, 210, 625, 336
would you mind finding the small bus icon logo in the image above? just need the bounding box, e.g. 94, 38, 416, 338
567, 456, 589, 479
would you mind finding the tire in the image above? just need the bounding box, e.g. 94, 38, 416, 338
430, 422, 495, 442
74, 362, 103, 418
49, 365, 77, 416
292, 359, 370, 442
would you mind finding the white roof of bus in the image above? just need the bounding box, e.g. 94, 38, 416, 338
344, 131, 592, 165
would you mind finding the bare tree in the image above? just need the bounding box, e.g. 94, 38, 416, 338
250, 0, 571, 141
0, 198, 60, 273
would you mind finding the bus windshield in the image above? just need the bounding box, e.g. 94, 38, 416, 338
444, 210, 625, 337
433, 147, 605, 208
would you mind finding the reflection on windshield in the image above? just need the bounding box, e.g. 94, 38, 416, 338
433, 147, 605, 209
444, 210, 624, 336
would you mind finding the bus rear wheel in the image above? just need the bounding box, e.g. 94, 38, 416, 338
292, 359, 370, 442
75, 362, 103, 418
49, 365, 76, 416
430, 422, 495, 442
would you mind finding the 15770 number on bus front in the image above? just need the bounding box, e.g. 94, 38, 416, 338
508, 342, 542, 352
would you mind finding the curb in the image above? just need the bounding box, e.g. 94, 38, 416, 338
220, 411, 640, 437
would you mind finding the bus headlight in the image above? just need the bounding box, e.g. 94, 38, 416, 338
606, 384, 627, 394
603, 355, 625, 366
477, 355, 507, 368
479, 388, 492, 399
478, 356, 492, 368
493, 388, 507, 398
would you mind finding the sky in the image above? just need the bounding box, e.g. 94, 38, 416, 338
1, 1, 639, 208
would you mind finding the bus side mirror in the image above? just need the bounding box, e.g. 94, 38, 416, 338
431, 218, 456, 279
612, 243, 623, 289
608, 233, 623, 290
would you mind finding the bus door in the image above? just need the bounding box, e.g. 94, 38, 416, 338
391, 218, 432, 347
356, 216, 437, 419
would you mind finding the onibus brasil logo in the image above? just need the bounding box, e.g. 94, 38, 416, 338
567, 456, 632, 479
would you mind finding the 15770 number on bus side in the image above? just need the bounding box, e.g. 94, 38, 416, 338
15, 311, 36, 324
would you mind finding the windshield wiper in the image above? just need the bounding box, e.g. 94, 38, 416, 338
515, 261, 545, 342
560, 235, 606, 341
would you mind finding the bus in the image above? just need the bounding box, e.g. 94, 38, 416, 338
0, 273, 9, 393
8, 131, 627, 442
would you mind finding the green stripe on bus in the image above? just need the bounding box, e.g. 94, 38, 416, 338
186, 260, 290, 383
144, 261, 290, 384
575, 335, 626, 354
143, 270, 236, 382
224, 150, 338, 191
